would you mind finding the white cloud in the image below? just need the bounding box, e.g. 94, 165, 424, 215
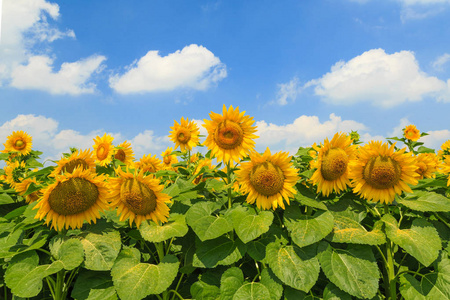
432, 53, 450, 71
129, 130, 171, 158
420, 129, 450, 151
307, 49, 449, 107
10, 55, 106, 95
274, 77, 301, 105
109, 44, 227, 94
0, 0, 104, 94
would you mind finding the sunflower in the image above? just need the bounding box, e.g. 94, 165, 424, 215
441, 158, 450, 186
114, 141, 135, 166
135, 154, 163, 173
190, 153, 199, 164
193, 158, 214, 184
2, 131, 33, 156
108, 168, 171, 228
14, 177, 42, 203
34, 167, 109, 231
4, 161, 27, 187
309, 133, 356, 196
203, 105, 258, 164
169, 117, 200, 152
50, 149, 96, 177
235, 148, 298, 210
348, 141, 418, 204
438, 140, 450, 161
414, 153, 439, 179
93, 133, 114, 166
403, 125, 420, 142
161, 147, 178, 170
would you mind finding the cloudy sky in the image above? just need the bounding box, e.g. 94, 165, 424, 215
1, 0, 450, 164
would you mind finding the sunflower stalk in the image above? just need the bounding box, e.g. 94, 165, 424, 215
383, 204, 397, 300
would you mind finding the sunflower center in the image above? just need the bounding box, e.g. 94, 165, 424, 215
115, 149, 126, 162
163, 156, 171, 165
363, 156, 402, 189
214, 120, 244, 150
416, 161, 427, 176
48, 177, 99, 216
14, 139, 26, 150
249, 162, 285, 197
321, 148, 348, 181
177, 128, 191, 144
97, 144, 108, 160
120, 178, 157, 215
62, 159, 89, 174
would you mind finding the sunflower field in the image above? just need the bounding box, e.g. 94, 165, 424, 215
0, 105, 449, 300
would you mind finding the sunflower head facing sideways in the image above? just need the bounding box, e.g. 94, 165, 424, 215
93, 133, 114, 166
169, 117, 200, 152
414, 153, 439, 179
50, 149, 96, 177
309, 133, 357, 197
114, 141, 135, 166
34, 167, 110, 231
349, 141, 418, 204
108, 168, 171, 228
4, 160, 27, 188
161, 147, 178, 170
2, 131, 33, 156
203, 105, 258, 164
403, 125, 420, 142
135, 154, 163, 173
14, 177, 42, 203
438, 140, 450, 161
235, 148, 298, 210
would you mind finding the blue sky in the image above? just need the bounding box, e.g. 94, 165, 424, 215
1, 0, 450, 163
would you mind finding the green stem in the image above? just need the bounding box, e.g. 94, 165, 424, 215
169, 289, 185, 300
227, 161, 232, 209
171, 273, 185, 300
55, 270, 65, 300
155, 242, 165, 262
46, 277, 56, 300
434, 212, 450, 229
166, 237, 175, 255
384, 204, 397, 300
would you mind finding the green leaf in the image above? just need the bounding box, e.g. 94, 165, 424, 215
186, 202, 233, 241
260, 268, 283, 300
266, 242, 320, 292
231, 205, 273, 244
191, 280, 220, 300
219, 267, 244, 300
382, 214, 442, 266
294, 184, 327, 210
284, 205, 334, 247
399, 191, 450, 212
139, 213, 188, 242
323, 283, 352, 300
329, 216, 386, 245
0, 193, 15, 205
80, 228, 121, 271
283, 286, 309, 299
193, 236, 247, 268
417, 146, 435, 154
233, 282, 271, 300
71, 270, 117, 300
111, 248, 180, 300
317, 242, 380, 299
0, 229, 23, 259
50, 235, 84, 270
5, 251, 63, 298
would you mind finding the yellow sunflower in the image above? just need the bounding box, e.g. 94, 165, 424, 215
114, 141, 135, 166
14, 177, 42, 203
93, 133, 114, 166
169, 117, 200, 152
34, 167, 109, 231
348, 141, 418, 204
135, 154, 163, 173
438, 140, 450, 160
108, 168, 171, 228
309, 133, 357, 196
403, 125, 420, 142
4, 161, 27, 187
193, 158, 214, 184
190, 153, 200, 164
50, 149, 96, 177
235, 148, 298, 210
2, 131, 33, 156
441, 158, 450, 186
203, 105, 258, 164
414, 153, 439, 179
161, 147, 178, 170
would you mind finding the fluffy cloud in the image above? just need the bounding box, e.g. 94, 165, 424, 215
109, 44, 227, 94
307, 49, 449, 107
0, 0, 104, 94
432, 53, 450, 71
10, 55, 106, 95
274, 77, 301, 105
420, 130, 450, 151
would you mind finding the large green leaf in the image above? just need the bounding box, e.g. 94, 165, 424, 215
80, 228, 121, 271
4, 251, 64, 298
193, 236, 247, 268
317, 242, 380, 299
294, 184, 327, 210
186, 202, 233, 241
231, 205, 273, 244
139, 213, 188, 242
329, 216, 386, 245
399, 191, 450, 212
233, 282, 271, 300
111, 248, 180, 300
323, 283, 352, 300
71, 270, 117, 300
260, 268, 283, 300
382, 214, 441, 267
266, 242, 320, 292
0, 193, 14, 205
50, 235, 84, 270
284, 205, 334, 247
219, 267, 244, 300
399, 251, 450, 299
0, 229, 23, 259
191, 280, 220, 300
